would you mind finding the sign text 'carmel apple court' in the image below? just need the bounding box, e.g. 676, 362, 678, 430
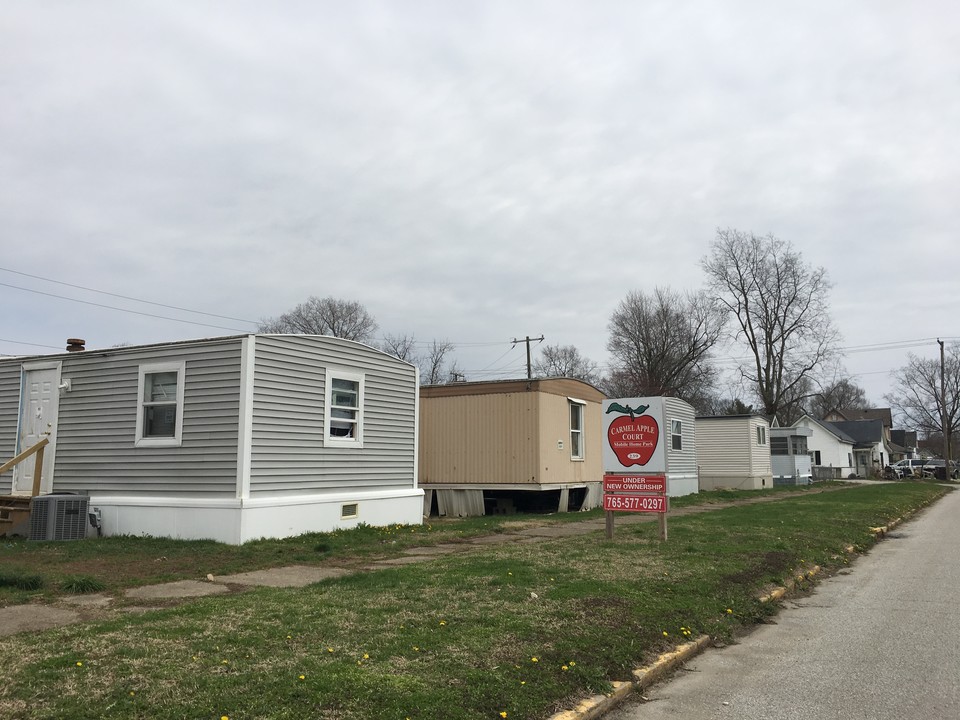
601, 397, 670, 539
602, 397, 666, 474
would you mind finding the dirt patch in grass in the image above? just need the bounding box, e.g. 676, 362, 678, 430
721, 550, 794, 586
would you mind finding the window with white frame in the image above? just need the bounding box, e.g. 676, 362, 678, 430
671, 419, 683, 450
569, 399, 585, 460
756, 425, 767, 445
325, 370, 364, 447
135, 361, 185, 447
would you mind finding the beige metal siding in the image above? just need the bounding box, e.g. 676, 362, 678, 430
537, 393, 602, 486
419, 392, 539, 485
249, 335, 418, 495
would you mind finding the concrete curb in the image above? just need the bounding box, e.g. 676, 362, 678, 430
546, 636, 711, 720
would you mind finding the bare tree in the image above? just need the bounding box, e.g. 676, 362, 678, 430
885, 344, 960, 453
532, 344, 602, 385
380, 333, 418, 363
809, 377, 869, 419
777, 373, 815, 426
379, 334, 462, 385
720, 398, 756, 415
259, 296, 378, 342
421, 340, 457, 385
701, 228, 839, 420
605, 287, 724, 402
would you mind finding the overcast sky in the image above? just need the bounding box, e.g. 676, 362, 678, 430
2, 2, 958, 408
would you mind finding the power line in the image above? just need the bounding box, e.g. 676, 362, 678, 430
0, 281, 253, 333
0, 266, 258, 324
0, 337, 63, 350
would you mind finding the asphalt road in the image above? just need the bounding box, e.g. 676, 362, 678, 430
608, 487, 960, 720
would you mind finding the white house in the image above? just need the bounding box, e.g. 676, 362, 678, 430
792, 415, 856, 479
825, 419, 892, 478
0, 334, 422, 543
695, 414, 773, 490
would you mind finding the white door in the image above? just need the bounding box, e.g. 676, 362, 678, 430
13, 363, 61, 495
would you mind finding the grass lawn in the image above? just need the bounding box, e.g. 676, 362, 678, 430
0, 482, 948, 720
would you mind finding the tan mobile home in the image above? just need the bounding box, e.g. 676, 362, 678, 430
419, 378, 605, 517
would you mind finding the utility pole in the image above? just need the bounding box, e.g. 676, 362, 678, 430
939, 339, 951, 467
512, 335, 544, 379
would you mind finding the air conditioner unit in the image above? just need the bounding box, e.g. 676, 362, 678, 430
29, 494, 89, 541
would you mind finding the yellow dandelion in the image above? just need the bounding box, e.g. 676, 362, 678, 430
562, 665, 569, 671
662, 631, 669, 637
726, 608, 733, 614
569, 661, 576, 667
363, 653, 370, 659
129, 691, 135, 696
508, 572, 513, 576
531, 657, 538, 663
299, 675, 305, 681
76, 661, 83, 667
439, 620, 446, 626
413, 646, 419, 651
501, 712, 508, 718
520, 680, 526, 685
222, 660, 229, 665
327, 647, 335, 653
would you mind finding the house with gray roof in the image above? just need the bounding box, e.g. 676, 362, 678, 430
824, 419, 892, 478
793, 414, 856, 479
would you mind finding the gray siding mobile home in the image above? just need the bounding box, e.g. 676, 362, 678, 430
0, 335, 421, 543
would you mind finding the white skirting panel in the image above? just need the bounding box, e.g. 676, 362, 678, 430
698, 474, 773, 491
667, 474, 699, 497
89, 488, 425, 545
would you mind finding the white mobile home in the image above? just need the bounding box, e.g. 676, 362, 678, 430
603, 396, 698, 497
695, 414, 773, 490
770, 425, 813, 485
0, 335, 422, 543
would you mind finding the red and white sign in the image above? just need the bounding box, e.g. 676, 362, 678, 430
602, 397, 666, 474
603, 474, 666, 494
603, 494, 667, 513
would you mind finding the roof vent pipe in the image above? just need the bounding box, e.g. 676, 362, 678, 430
66, 338, 86, 352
